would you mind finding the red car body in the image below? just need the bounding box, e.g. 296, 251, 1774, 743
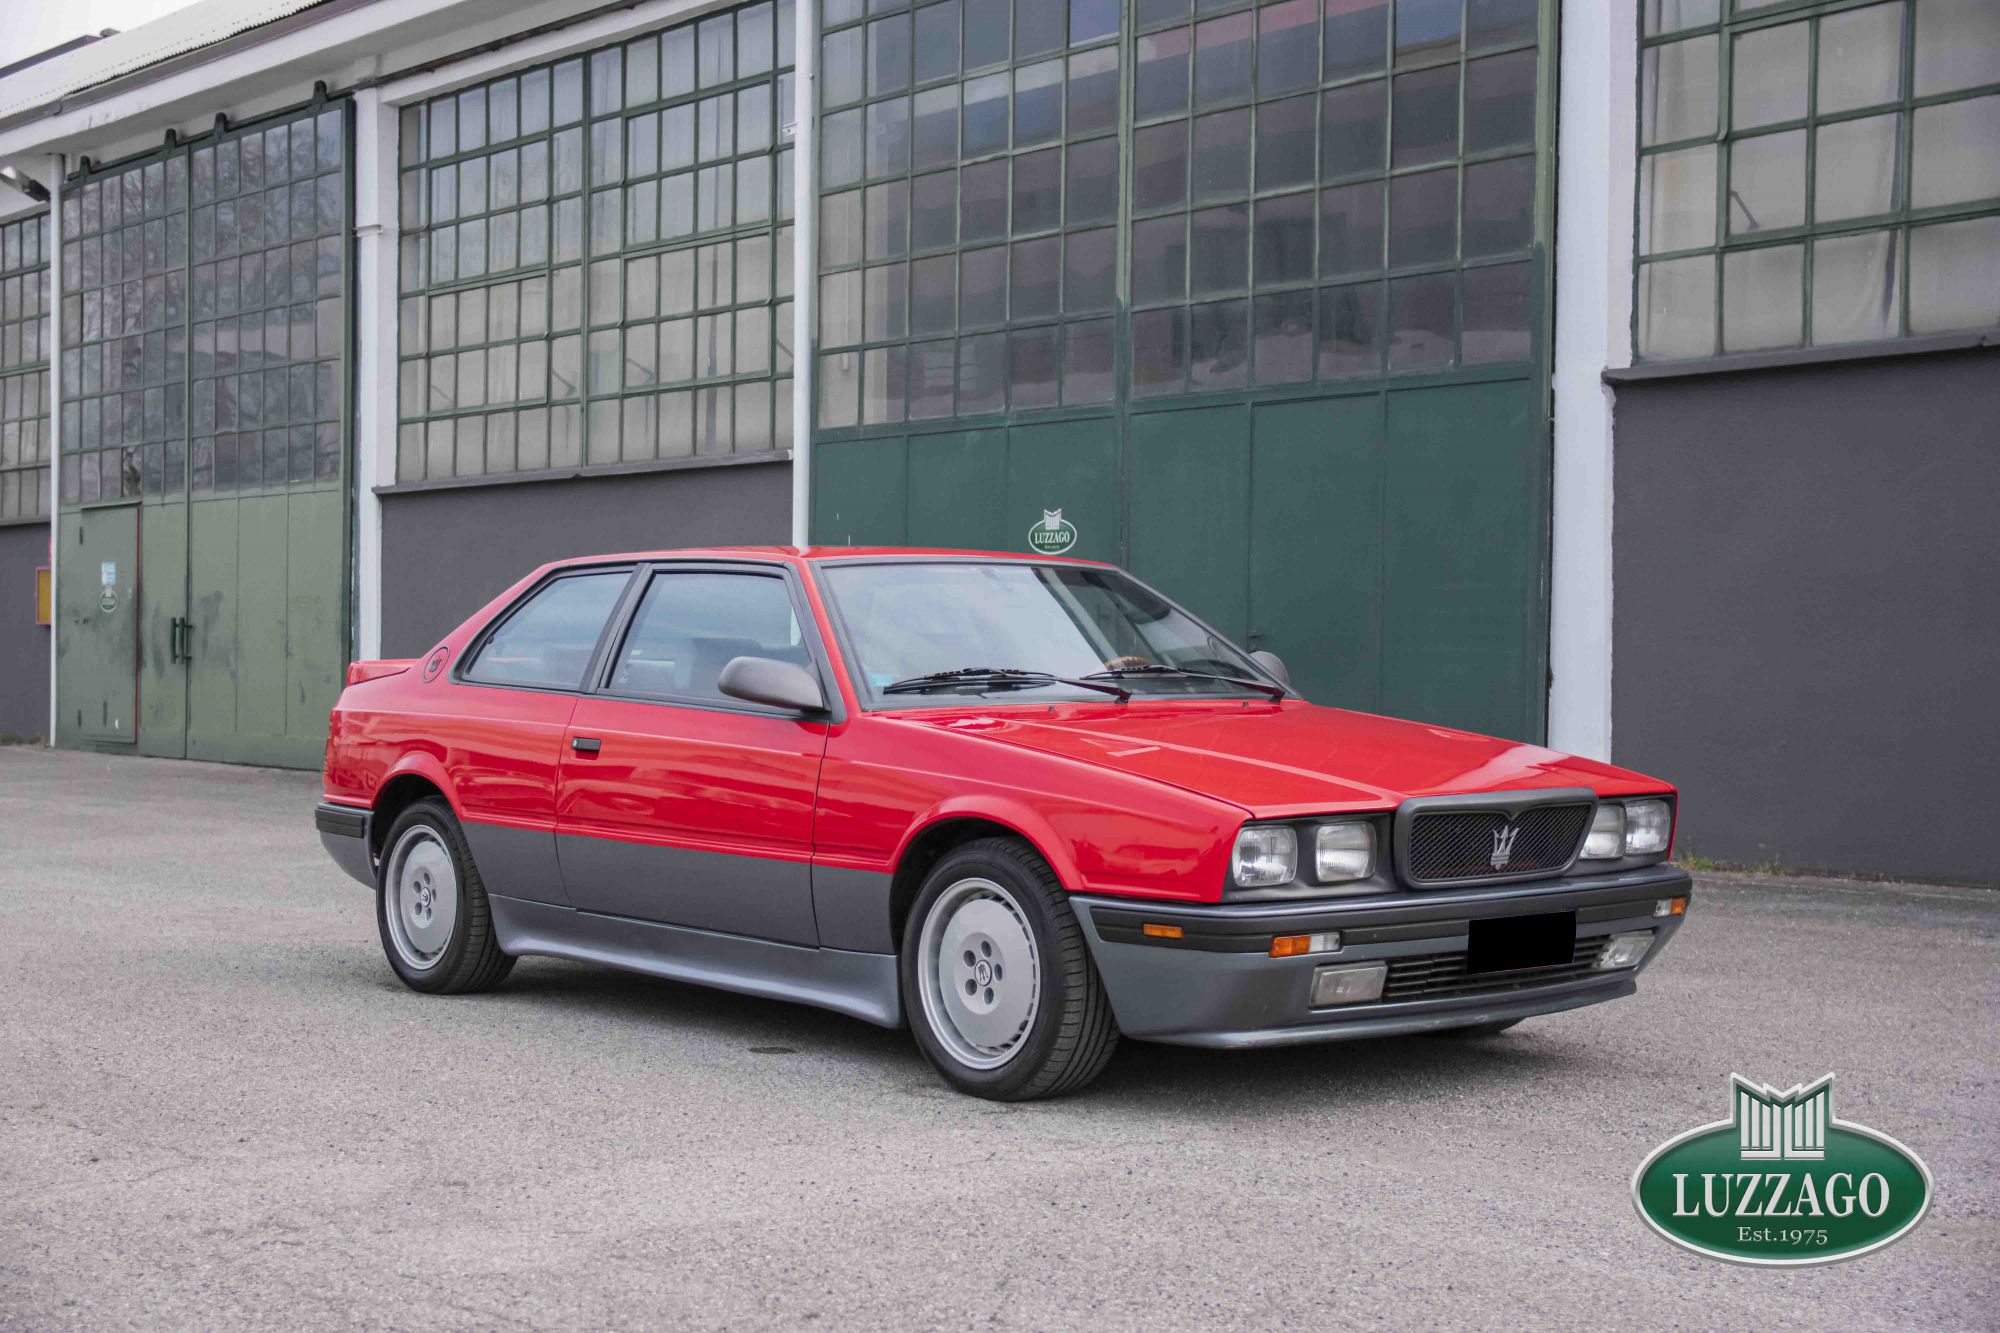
319, 547, 1689, 1057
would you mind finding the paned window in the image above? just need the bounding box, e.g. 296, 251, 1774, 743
0, 212, 51, 521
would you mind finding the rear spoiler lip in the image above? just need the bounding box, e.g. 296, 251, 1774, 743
345, 659, 418, 686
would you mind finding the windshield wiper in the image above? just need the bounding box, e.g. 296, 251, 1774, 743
881, 667, 1130, 700
1084, 663, 1287, 699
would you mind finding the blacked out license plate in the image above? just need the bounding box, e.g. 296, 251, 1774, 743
1466, 911, 1577, 974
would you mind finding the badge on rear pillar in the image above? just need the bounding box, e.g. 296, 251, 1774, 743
1632, 1074, 1932, 1266
1028, 508, 1078, 554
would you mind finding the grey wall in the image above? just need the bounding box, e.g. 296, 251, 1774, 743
0, 522, 50, 741
1612, 348, 2000, 885
378, 461, 790, 657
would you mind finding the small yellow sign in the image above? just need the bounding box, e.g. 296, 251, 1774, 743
34, 565, 51, 626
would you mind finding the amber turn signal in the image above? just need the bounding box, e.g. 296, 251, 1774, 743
1269, 931, 1341, 957
1654, 896, 1688, 917
1142, 922, 1184, 939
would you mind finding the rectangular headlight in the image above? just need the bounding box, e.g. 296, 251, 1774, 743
1232, 825, 1297, 888
1311, 962, 1387, 1006
1581, 802, 1625, 860
1624, 799, 1673, 855
1314, 821, 1374, 882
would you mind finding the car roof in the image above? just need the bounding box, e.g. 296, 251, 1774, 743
536, 546, 1113, 570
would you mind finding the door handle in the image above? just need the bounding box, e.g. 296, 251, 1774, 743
570, 736, 601, 753
170, 617, 190, 664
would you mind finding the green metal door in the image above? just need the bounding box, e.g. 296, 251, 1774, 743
56, 96, 353, 768
808, 0, 1555, 742
54, 503, 138, 745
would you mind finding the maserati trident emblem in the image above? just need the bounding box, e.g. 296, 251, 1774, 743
1490, 821, 1521, 870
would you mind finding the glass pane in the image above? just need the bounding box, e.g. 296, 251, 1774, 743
1727, 131, 1805, 235
870, 13, 912, 96
1067, 138, 1121, 223
1192, 110, 1251, 202
1461, 156, 1533, 257
960, 245, 1007, 325
1731, 22, 1808, 130
1642, 35, 1718, 145
1010, 325, 1060, 408
466, 572, 629, 689
1131, 214, 1187, 304
964, 0, 1011, 69
864, 262, 908, 339
1253, 289, 1313, 382
963, 73, 1010, 155
1464, 49, 1536, 153
908, 338, 954, 417
1914, 0, 2000, 96
822, 190, 862, 266
1637, 253, 1715, 358
1395, 0, 1461, 65
1136, 29, 1192, 119
1462, 260, 1531, 363
961, 159, 1009, 241
1818, 2, 1903, 115
864, 344, 906, 422
1260, 0, 1321, 95
1131, 305, 1186, 395
913, 86, 959, 168
1063, 317, 1113, 403
1071, 0, 1119, 45
1257, 95, 1317, 191
1190, 204, 1248, 295
1721, 243, 1802, 351
911, 170, 958, 248
1389, 167, 1456, 266
1317, 280, 1383, 375
867, 179, 911, 259
1644, 0, 1719, 37
1320, 180, 1385, 275
1069, 46, 1120, 136
1013, 148, 1062, 233
916, 1, 960, 83
1467, 0, 1536, 47
1015, 59, 1065, 146
911, 253, 957, 331
1194, 13, 1255, 108
1392, 65, 1459, 167
1017, 0, 1066, 58
867, 97, 911, 178
1011, 236, 1061, 317
1322, 81, 1387, 179
957, 330, 1004, 411
1325, 1, 1390, 82
1912, 95, 2000, 209
1189, 298, 1248, 389
1387, 272, 1453, 370
1815, 114, 1902, 222
1812, 229, 1899, 344
1064, 227, 1117, 311
1134, 122, 1190, 211
825, 28, 865, 106
1248, 189, 1312, 286
1639, 144, 1717, 253
1908, 215, 2000, 332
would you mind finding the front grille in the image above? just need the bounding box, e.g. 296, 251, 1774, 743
1404, 801, 1592, 885
1383, 937, 1608, 1001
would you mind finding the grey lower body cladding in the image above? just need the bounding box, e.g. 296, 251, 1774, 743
1068, 866, 1691, 1049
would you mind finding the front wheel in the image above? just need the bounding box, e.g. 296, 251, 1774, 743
900, 837, 1118, 1101
376, 797, 514, 995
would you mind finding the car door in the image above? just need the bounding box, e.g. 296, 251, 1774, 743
441, 565, 636, 905
555, 563, 833, 945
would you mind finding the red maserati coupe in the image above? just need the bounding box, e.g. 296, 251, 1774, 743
317, 548, 1689, 1100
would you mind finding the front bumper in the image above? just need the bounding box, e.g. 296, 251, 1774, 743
1070, 865, 1690, 1049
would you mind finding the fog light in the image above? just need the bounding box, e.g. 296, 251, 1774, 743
1582, 803, 1625, 860
1595, 931, 1654, 970
1314, 822, 1374, 882
1232, 825, 1297, 888
1270, 931, 1341, 958
1310, 962, 1387, 1006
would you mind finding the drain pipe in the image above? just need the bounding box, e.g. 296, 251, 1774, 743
789, 0, 816, 550
45, 155, 62, 747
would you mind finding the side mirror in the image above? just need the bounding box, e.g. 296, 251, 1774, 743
717, 656, 828, 713
1250, 650, 1291, 690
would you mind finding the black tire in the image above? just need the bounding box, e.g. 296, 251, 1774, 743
899, 837, 1118, 1101
375, 797, 514, 995
1427, 1019, 1522, 1038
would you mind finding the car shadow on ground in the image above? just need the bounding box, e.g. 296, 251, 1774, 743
434, 954, 1582, 1119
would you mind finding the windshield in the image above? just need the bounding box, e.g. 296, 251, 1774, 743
819, 561, 1278, 705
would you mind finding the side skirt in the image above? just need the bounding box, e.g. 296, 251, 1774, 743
488, 895, 904, 1029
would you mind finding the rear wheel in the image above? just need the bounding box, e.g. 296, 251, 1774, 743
376, 797, 514, 995
900, 838, 1118, 1101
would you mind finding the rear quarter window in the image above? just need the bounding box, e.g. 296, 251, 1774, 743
462, 570, 629, 690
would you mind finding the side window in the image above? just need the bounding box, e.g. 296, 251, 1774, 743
609, 571, 807, 703
463, 571, 629, 690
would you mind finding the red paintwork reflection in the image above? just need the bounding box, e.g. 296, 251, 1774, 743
322, 548, 1676, 909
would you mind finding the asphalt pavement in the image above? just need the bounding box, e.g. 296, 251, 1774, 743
1, 746, 1993, 1330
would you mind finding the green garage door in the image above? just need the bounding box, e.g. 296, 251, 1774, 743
56, 97, 353, 768
810, 0, 1553, 741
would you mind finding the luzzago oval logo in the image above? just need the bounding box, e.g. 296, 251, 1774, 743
1633, 1074, 1932, 1266
1027, 508, 1078, 554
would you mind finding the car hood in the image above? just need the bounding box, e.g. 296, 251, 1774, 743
889, 700, 1670, 817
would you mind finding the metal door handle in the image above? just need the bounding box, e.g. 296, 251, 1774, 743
570, 736, 601, 753
170, 618, 191, 664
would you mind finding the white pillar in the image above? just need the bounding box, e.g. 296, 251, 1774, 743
45, 154, 63, 745
789, 0, 817, 550
1547, 0, 1636, 761
352, 87, 397, 661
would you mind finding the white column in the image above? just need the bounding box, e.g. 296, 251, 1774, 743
352, 87, 398, 661
789, 0, 817, 549
45, 154, 63, 745
1547, 0, 1637, 760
